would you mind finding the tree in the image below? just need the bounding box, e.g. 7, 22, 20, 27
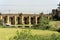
38, 14, 50, 30
32, 12, 50, 30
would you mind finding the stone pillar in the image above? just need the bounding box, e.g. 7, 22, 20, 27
29, 16, 31, 24
14, 16, 17, 27
47, 15, 51, 20
7, 16, 9, 24
22, 16, 24, 24
0, 15, 2, 20
22, 16, 25, 28
48, 15, 51, 20
29, 16, 31, 28
36, 16, 38, 24
0, 15, 3, 25
48, 16, 49, 20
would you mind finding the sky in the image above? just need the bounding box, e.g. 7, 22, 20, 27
0, 0, 59, 14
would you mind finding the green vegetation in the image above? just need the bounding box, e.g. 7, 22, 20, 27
10, 29, 60, 40
0, 28, 60, 40
49, 21, 60, 31
38, 16, 50, 30
32, 14, 60, 32
0, 19, 4, 28
0, 13, 60, 40
33, 14, 50, 30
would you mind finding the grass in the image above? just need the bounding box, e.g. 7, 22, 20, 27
0, 28, 60, 40
0, 21, 60, 40
0, 25, 4, 28
17, 24, 32, 26
49, 21, 60, 28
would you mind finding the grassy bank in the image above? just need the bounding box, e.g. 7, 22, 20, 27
0, 28, 60, 40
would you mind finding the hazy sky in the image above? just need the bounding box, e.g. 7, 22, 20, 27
0, 0, 59, 14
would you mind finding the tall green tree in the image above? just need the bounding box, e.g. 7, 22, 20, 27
38, 13, 50, 30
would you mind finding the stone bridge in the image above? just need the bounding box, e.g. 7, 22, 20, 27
0, 13, 51, 28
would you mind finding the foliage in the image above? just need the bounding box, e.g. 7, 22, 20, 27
49, 21, 60, 32
32, 24, 38, 29
9, 30, 32, 40
0, 19, 4, 28
38, 16, 50, 30
32, 15, 50, 30
50, 33, 60, 40
0, 19, 3, 25
9, 30, 60, 40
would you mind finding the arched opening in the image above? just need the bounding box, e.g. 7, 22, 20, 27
17, 17, 21, 24
31, 17, 34, 24
24, 17, 28, 24
10, 17, 14, 25
3, 16, 7, 23
37, 17, 40, 24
